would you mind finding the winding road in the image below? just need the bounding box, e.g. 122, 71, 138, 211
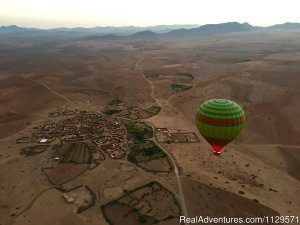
135, 54, 189, 218
25, 54, 189, 221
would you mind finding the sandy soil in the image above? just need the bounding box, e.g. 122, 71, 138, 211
45, 164, 88, 185
104, 203, 155, 225
182, 177, 280, 219
138, 157, 172, 172
166, 143, 300, 217
0, 76, 63, 139
12, 188, 85, 225
156, 218, 181, 225
279, 147, 300, 181
0, 30, 300, 225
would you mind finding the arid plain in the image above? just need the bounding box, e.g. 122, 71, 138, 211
0, 30, 299, 225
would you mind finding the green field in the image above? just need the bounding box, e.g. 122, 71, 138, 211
101, 181, 181, 225
109, 98, 122, 105
144, 105, 161, 115
103, 109, 122, 115
170, 83, 192, 91
235, 58, 252, 63
60, 142, 92, 164
127, 140, 166, 163
125, 122, 153, 140
176, 72, 194, 80
20, 145, 50, 156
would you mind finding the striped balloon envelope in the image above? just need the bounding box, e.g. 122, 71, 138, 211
195, 99, 245, 155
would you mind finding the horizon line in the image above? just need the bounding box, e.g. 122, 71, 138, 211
1, 21, 299, 30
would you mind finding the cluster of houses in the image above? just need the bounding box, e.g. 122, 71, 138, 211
155, 128, 200, 143
28, 111, 128, 159
92, 121, 127, 159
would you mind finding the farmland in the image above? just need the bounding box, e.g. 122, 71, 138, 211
127, 140, 172, 172
20, 145, 50, 156
58, 142, 92, 164
125, 121, 153, 141
127, 140, 166, 163
102, 101, 161, 120
1, 25, 299, 225
170, 84, 192, 92
102, 181, 181, 225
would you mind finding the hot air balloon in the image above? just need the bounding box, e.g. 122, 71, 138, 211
195, 99, 245, 156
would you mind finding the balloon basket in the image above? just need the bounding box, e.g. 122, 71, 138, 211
213, 152, 220, 156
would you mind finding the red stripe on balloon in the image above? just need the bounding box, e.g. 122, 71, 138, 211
195, 114, 245, 125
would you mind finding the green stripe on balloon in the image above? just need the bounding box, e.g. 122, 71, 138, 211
197, 107, 245, 121
195, 99, 246, 154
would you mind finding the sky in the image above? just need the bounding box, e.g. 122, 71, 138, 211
0, 0, 299, 28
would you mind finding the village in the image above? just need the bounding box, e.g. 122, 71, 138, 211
155, 128, 200, 143
17, 109, 128, 160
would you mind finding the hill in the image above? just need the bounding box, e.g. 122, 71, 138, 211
268, 22, 300, 29
166, 22, 254, 37
129, 30, 159, 39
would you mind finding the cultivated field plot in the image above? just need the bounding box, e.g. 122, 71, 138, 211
55, 142, 92, 164
143, 105, 161, 117
127, 140, 171, 172
170, 132, 200, 143
124, 121, 153, 141
43, 142, 92, 184
20, 145, 50, 156
155, 129, 200, 143
102, 181, 181, 225
144, 70, 194, 81
170, 83, 192, 92
127, 140, 166, 163
44, 163, 88, 185
102, 102, 160, 120
16, 136, 31, 144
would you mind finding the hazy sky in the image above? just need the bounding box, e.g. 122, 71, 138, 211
1, 0, 299, 28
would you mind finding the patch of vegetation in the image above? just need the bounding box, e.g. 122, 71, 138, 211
127, 105, 161, 120
101, 181, 180, 225
238, 190, 245, 195
103, 109, 122, 115
125, 122, 153, 141
236, 58, 251, 63
177, 72, 194, 80
20, 145, 50, 156
144, 105, 161, 115
109, 98, 122, 105
170, 84, 192, 92
268, 188, 278, 192
60, 142, 92, 164
127, 140, 166, 163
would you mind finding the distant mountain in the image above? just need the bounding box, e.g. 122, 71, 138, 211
0, 24, 200, 35
1, 22, 300, 41
0, 25, 38, 32
83, 34, 122, 41
129, 30, 159, 39
142, 24, 200, 33
54, 26, 141, 35
268, 22, 300, 29
52, 24, 200, 34
166, 22, 254, 37
81, 31, 160, 41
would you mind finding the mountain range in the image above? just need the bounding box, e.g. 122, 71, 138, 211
1, 22, 300, 40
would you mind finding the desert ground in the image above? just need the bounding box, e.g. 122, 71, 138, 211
0, 29, 299, 225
